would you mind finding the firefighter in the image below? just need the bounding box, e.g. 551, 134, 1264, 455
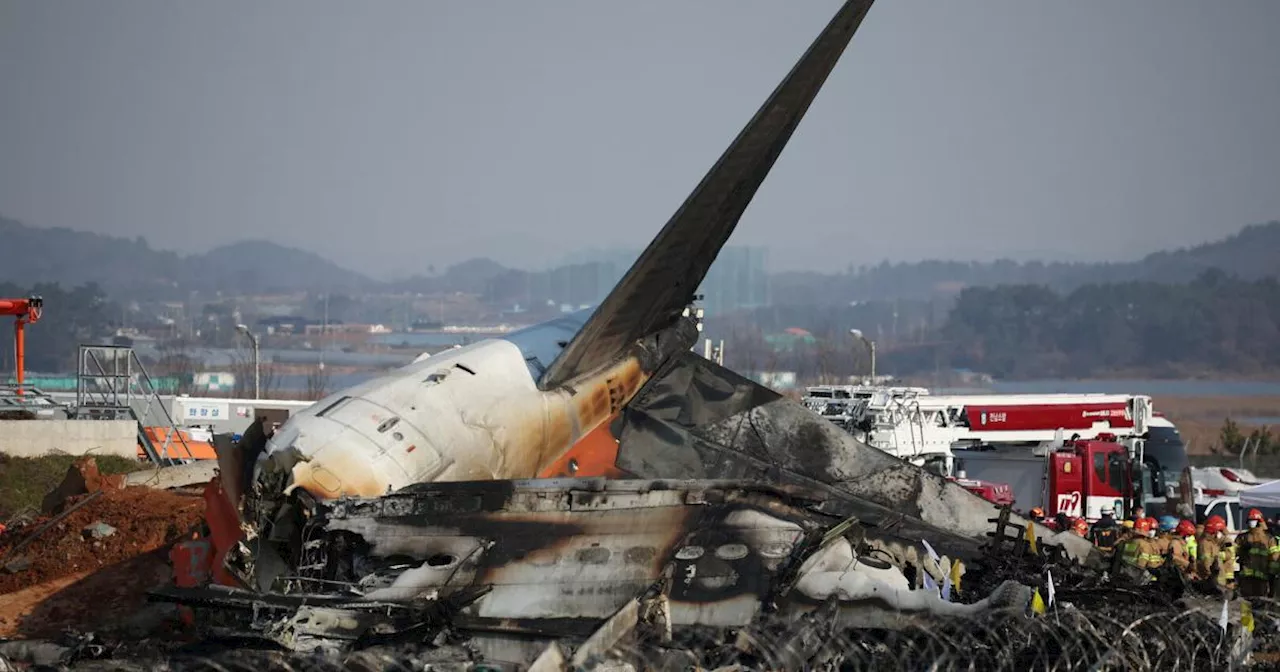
1117, 517, 1164, 580
1236, 508, 1276, 598
1071, 517, 1089, 537
1029, 507, 1046, 524
1154, 515, 1179, 556
1272, 520, 1280, 597
1170, 519, 1199, 578
1197, 515, 1235, 594
1090, 506, 1121, 555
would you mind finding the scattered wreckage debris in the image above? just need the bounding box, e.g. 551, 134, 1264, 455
155, 479, 1031, 661
0, 475, 1273, 670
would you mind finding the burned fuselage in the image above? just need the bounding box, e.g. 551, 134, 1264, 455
199, 478, 1030, 655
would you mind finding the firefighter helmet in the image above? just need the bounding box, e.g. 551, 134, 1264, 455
1134, 517, 1155, 533
1158, 515, 1178, 532
1248, 508, 1265, 522
1122, 519, 1134, 529
1072, 518, 1089, 534
1205, 515, 1227, 534
1030, 507, 1045, 519
1176, 519, 1196, 537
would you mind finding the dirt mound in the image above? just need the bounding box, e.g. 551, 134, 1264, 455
0, 486, 205, 596
0, 550, 184, 639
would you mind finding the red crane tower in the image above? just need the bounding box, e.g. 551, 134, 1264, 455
0, 296, 43, 396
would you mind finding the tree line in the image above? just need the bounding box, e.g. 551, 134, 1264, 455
0, 282, 117, 376
714, 270, 1280, 381
940, 270, 1280, 379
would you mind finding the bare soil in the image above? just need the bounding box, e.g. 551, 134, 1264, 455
0, 486, 204, 596
1154, 395, 1280, 454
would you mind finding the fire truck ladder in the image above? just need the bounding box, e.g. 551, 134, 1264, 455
880, 391, 928, 458
71, 344, 193, 466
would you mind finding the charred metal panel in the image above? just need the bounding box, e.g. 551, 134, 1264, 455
539, 0, 876, 390
617, 353, 1098, 561
300, 478, 995, 629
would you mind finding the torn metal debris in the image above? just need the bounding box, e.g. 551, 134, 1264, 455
160, 478, 1033, 663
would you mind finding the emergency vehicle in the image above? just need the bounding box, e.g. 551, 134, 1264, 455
801, 386, 1190, 516
953, 434, 1139, 521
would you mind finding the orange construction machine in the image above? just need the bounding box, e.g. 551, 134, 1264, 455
0, 296, 42, 396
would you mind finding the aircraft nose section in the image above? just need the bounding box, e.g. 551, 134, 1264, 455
267, 415, 407, 500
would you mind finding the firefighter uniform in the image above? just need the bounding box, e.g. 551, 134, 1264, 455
1236, 515, 1277, 598
1270, 536, 1280, 597
1117, 518, 1164, 581
1197, 515, 1235, 592
1152, 532, 1173, 558
1119, 537, 1164, 568
1170, 520, 1199, 578
1089, 511, 1121, 555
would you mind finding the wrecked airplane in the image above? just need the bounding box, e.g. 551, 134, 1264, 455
159, 478, 1032, 657
166, 0, 1095, 663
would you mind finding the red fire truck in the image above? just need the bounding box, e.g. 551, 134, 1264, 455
954, 433, 1140, 521
801, 387, 1184, 516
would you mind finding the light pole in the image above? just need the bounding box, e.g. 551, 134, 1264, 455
236, 323, 261, 399
849, 328, 876, 382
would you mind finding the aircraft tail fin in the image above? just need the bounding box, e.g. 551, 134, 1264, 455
539, 0, 875, 390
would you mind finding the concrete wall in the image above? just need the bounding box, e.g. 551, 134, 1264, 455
0, 419, 137, 459
46, 392, 316, 436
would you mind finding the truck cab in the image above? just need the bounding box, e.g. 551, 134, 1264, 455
1139, 415, 1191, 516
1046, 434, 1141, 520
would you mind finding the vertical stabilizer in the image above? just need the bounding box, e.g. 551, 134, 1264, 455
539, 0, 875, 389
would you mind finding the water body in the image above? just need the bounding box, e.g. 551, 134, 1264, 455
938, 379, 1280, 397
370, 332, 505, 348
133, 344, 417, 369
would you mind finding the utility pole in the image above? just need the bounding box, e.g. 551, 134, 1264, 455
236, 324, 260, 399
321, 294, 328, 372
850, 328, 876, 382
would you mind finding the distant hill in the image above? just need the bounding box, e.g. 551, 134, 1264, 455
0, 216, 188, 296
3, 213, 1276, 303
1130, 222, 1280, 284
389, 258, 511, 295
771, 220, 1280, 304
190, 240, 375, 295
0, 215, 375, 298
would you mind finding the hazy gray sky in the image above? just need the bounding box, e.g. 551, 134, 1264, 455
3, 1, 1278, 279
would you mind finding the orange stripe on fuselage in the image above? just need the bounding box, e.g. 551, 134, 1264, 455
537, 412, 623, 479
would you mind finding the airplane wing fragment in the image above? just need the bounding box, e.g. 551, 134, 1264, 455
538, 0, 875, 390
